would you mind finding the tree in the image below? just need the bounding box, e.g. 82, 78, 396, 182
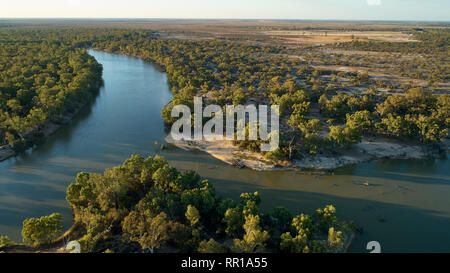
62, 153, 354, 253
152, 165, 182, 193
345, 110, 374, 134
198, 238, 227, 253
22, 213, 64, 246
240, 192, 261, 216
314, 205, 338, 233
279, 213, 313, 253
328, 227, 344, 248
0, 235, 14, 248
232, 214, 269, 253
185, 205, 200, 227
328, 125, 361, 148
136, 188, 182, 220
414, 115, 448, 143
0, 37, 102, 148
319, 94, 351, 121
435, 94, 450, 127
181, 180, 216, 216
272, 207, 293, 233
264, 148, 286, 164
270, 90, 309, 116
223, 207, 243, 237
122, 211, 169, 253
377, 114, 417, 139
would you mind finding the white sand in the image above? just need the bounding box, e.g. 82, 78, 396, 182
166, 135, 432, 171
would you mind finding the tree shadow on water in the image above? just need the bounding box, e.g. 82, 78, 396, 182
208, 176, 450, 253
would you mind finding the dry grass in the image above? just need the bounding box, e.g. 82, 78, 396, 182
264, 30, 418, 45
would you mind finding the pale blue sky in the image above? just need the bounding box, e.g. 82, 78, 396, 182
1, 0, 449, 21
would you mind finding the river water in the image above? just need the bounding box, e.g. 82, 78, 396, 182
0, 50, 449, 252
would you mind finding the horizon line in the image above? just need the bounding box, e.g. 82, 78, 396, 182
1, 18, 450, 23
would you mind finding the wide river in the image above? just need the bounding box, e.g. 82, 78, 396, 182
1, 51, 449, 252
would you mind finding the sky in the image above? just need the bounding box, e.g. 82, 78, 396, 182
1, 0, 449, 21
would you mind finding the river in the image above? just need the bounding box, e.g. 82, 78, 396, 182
0, 50, 449, 253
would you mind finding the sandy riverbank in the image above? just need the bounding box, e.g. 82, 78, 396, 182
292, 138, 428, 170
165, 135, 278, 171
165, 134, 442, 171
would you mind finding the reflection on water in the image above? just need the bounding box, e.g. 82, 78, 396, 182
0, 51, 449, 252
0, 51, 173, 240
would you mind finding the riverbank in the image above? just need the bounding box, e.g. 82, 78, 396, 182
166, 134, 447, 171
165, 134, 278, 171
0, 83, 102, 163
0, 219, 81, 253
0, 145, 15, 161
1, 227, 356, 253
100, 50, 448, 172
0, 107, 80, 162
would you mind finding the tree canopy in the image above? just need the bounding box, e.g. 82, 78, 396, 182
62, 154, 354, 253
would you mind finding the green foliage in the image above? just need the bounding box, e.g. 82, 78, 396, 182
328, 125, 362, 148
280, 213, 313, 253
377, 114, 418, 139
270, 90, 309, 117
327, 110, 374, 147
1, 28, 447, 166
328, 227, 344, 248
232, 214, 269, 253
0, 32, 102, 149
21, 213, 64, 246
198, 238, 227, 253
2, 27, 447, 253
122, 211, 169, 253
64, 155, 352, 253
272, 207, 293, 233
280, 205, 348, 253
319, 94, 374, 122
414, 115, 448, 143
372, 88, 449, 143
331, 29, 450, 55
288, 116, 323, 155
153, 165, 183, 193
377, 88, 436, 116
240, 192, 261, 207
345, 110, 374, 134
314, 205, 339, 233
233, 122, 270, 153
264, 148, 287, 164
223, 207, 244, 237
0, 235, 14, 248
185, 205, 201, 227
181, 180, 216, 216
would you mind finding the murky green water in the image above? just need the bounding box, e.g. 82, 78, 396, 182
1, 51, 449, 252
